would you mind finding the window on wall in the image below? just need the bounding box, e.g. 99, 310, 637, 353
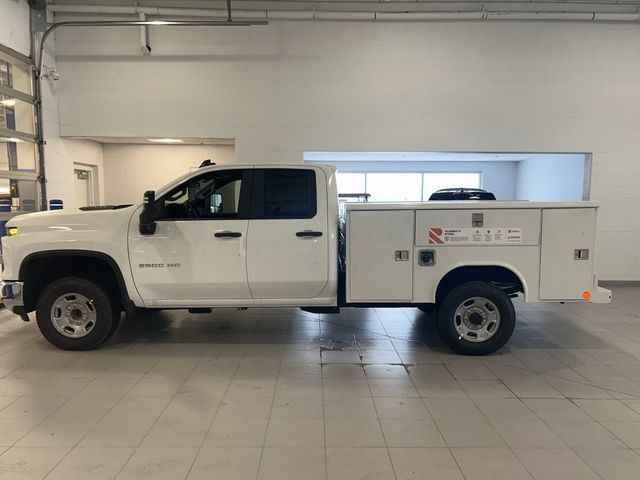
0, 46, 39, 223
335, 172, 365, 194
336, 171, 481, 202
366, 173, 422, 202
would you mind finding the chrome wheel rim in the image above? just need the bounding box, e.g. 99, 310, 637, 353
453, 297, 501, 343
50, 293, 97, 338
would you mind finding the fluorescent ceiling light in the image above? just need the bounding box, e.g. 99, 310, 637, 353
0, 99, 16, 107
147, 138, 184, 143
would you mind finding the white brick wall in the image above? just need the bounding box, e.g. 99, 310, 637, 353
0, 0, 30, 56
50, 21, 640, 280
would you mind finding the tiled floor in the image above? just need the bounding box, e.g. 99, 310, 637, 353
0, 285, 640, 479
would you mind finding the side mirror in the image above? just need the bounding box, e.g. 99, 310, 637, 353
139, 190, 157, 235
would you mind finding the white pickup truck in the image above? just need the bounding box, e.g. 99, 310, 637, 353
0, 164, 611, 354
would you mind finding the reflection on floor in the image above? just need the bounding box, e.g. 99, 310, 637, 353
0, 287, 640, 479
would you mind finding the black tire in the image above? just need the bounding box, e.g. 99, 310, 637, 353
107, 310, 122, 338
436, 281, 515, 355
35, 277, 115, 350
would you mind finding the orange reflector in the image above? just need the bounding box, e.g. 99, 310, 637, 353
582, 291, 591, 300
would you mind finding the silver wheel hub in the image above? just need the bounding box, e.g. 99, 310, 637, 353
50, 293, 97, 338
454, 297, 501, 343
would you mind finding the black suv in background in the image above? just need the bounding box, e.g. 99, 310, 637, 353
428, 188, 496, 201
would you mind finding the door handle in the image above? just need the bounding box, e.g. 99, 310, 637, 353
296, 230, 323, 238
215, 231, 242, 238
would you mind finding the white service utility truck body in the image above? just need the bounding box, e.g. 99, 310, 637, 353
0, 164, 611, 354
346, 202, 605, 304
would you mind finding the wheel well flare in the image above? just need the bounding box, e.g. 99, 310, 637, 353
435, 266, 525, 303
19, 252, 126, 313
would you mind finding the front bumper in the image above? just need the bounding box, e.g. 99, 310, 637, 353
1, 281, 24, 311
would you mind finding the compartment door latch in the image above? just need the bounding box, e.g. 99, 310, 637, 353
472, 213, 484, 227
395, 250, 409, 261
574, 249, 590, 260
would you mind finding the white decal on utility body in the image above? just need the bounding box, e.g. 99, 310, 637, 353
428, 227, 523, 245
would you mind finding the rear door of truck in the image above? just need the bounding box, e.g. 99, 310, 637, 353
246, 167, 329, 299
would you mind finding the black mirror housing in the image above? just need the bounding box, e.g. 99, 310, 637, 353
139, 190, 158, 235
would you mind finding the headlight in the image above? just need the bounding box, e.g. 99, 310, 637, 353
6, 227, 18, 236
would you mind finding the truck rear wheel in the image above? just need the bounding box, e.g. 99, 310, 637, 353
436, 281, 515, 355
35, 277, 116, 350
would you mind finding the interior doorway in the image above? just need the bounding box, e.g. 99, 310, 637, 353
73, 163, 98, 207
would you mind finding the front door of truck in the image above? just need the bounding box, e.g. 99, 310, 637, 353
246, 167, 329, 299
129, 168, 253, 305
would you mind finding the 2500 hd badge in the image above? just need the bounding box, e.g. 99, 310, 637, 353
138, 263, 181, 268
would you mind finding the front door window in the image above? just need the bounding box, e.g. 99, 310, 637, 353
159, 169, 248, 220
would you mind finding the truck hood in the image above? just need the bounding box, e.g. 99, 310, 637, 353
6, 205, 139, 233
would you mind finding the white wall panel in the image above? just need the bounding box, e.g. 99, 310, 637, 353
515, 155, 586, 201
49, 21, 640, 279
0, 0, 31, 56
102, 144, 235, 204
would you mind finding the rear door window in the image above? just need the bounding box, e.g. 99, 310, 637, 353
254, 169, 317, 219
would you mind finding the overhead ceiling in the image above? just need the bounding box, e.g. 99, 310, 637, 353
45, 0, 640, 22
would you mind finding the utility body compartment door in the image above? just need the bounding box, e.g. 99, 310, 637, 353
539, 208, 596, 300
347, 210, 414, 302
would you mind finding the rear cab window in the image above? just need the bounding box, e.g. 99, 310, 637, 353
254, 169, 317, 219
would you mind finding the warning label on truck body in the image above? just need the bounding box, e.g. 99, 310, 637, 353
428, 227, 523, 245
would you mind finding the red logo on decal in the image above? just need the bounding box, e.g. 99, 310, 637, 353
428, 227, 444, 244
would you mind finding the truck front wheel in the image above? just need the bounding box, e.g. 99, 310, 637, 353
436, 281, 515, 355
35, 277, 116, 350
